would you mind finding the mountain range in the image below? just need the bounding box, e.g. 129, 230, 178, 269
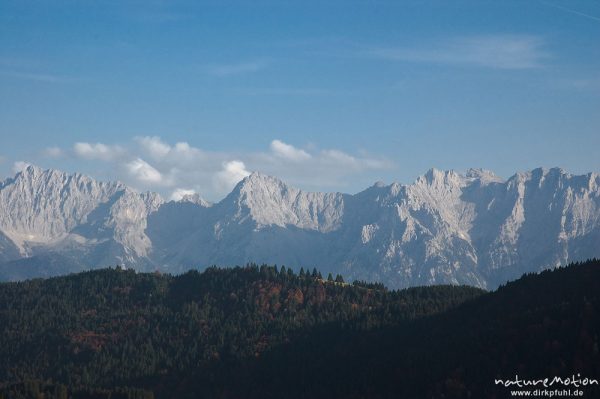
0, 164, 598, 288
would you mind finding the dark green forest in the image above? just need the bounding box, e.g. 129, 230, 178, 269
0, 260, 599, 398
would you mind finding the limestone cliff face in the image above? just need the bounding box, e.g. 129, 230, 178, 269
1, 165, 599, 289
0, 165, 162, 267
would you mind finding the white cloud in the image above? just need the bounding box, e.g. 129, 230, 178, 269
12, 161, 31, 173
372, 35, 549, 69
133, 138, 392, 197
173, 141, 203, 159
73, 142, 124, 161
43, 136, 391, 201
43, 146, 64, 158
214, 160, 251, 193
125, 158, 164, 184
136, 136, 171, 159
136, 136, 206, 162
169, 188, 197, 201
270, 139, 311, 161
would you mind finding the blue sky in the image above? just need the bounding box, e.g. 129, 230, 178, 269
1, 0, 599, 201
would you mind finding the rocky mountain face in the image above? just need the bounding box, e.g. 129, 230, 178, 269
0, 165, 598, 289
0, 166, 162, 270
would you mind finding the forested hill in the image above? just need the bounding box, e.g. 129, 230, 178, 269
0, 264, 482, 399
234, 259, 600, 399
1, 260, 599, 398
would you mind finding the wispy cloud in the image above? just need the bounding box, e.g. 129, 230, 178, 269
371, 35, 549, 69
538, 0, 600, 23
205, 59, 269, 77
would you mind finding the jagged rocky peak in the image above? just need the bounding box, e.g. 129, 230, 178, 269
16, 163, 44, 177
465, 168, 504, 184
530, 167, 568, 181
8, 164, 55, 185
416, 167, 506, 188
373, 180, 400, 198
355, 180, 392, 197
408, 169, 468, 207
227, 171, 293, 210
417, 168, 466, 187
225, 171, 344, 232
10, 164, 124, 194
234, 171, 289, 197
0, 164, 598, 289
506, 167, 571, 189
389, 182, 403, 196
178, 193, 212, 207
0, 165, 126, 243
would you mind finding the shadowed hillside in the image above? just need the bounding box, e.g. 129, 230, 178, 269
1, 260, 599, 398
